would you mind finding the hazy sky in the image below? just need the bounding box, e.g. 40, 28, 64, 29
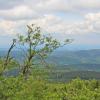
0, 0, 100, 50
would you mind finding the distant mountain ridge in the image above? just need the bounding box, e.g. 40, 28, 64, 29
0, 49, 100, 71
48, 49, 100, 64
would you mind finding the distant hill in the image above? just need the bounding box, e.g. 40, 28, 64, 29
0, 49, 100, 71
47, 49, 100, 64
47, 49, 100, 71
1, 49, 100, 81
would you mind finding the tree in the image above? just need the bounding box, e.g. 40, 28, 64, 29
17, 24, 72, 78
0, 39, 17, 75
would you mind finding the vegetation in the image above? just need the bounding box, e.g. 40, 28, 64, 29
0, 76, 100, 100
0, 24, 100, 100
0, 39, 18, 75
16, 24, 71, 78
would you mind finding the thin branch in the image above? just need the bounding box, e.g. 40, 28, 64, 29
3, 39, 16, 70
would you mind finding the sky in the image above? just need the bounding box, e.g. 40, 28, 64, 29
0, 0, 100, 50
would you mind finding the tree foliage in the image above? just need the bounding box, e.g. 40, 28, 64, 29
0, 77, 100, 100
0, 39, 18, 75
0, 24, 71, 77
16, 24, 71, 77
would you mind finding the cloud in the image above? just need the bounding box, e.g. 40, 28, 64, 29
30, 13, 100, 35
36, 0, 70, 13
0, 0, 100, 36
36, 0, 100, 14
1, 12, 100, 36
0, 0, 100, 21
1, 0, 100, 14
85, 12, 100, 33
0, 5, 39, 20
0, 20, 17, 35
71, 0, 100, 9
0, 0, 24, 9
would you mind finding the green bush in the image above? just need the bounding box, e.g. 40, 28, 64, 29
0, 76, 100, 100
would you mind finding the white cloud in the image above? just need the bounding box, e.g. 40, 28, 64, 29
0, 5, 39, 20
85, 13, 100, 21
36, 0, 70, 13
36, 0, 100, 14
0, 0, 23, 9
0, 0, 100, 36
85, 13, 100, 33
1, 12, 100, 36
33, 13, 100, 34
72, 0, 100, 9
1, 0, 100, 19
0, 0, 100, 21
